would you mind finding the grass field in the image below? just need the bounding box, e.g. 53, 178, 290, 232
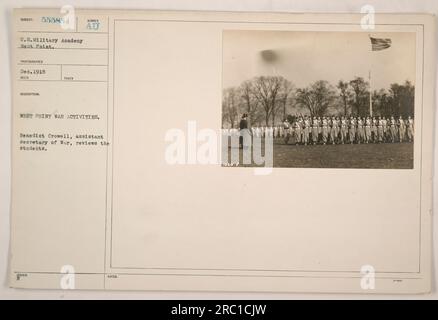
227, 141, 414, 169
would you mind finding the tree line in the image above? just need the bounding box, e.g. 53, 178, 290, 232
222, 76, 415, 128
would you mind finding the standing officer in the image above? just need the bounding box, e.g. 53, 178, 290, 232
303, 116, 311, 145
283, 118, 291, 144
239, 113, 250, 149
294, 117, 303, 145
377, 116, 384, 143
321, 117, 329, 145
389, 116, 397, 143
340, 116, 348, 144
398, 116, 406, 142
329, 116, 337, 144
364, 117, 372, 143
356, 117, 364, 144
407, 116, 414, 142
348, 116, 356, 144
311, 117, 319, 145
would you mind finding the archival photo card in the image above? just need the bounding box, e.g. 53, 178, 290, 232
9, 9, 434, 294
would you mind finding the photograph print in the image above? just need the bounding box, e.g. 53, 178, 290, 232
221, 30, 416, 169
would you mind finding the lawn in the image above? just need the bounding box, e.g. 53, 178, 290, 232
226, 141, 414, 169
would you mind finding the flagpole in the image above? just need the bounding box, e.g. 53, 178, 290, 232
369, 69, 373, 117
368, 34, 373, 117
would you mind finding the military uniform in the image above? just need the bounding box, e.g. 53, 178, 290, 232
371, 118, 378, 143
311, 118, 319, 144
356, 118, 364, 144
348, 118, 356, 144
389, 118, 397, 142
407, 117, 414, 142
340, 118, 348, 144
364, 118, 372, 143
329, 118, 338, 144
283, 120, 291, 144
321, 118, 329, 144
398, 117, 406, 142
303, 118, 310, 145
382, 117, 388, 142
377, 118, 384, 142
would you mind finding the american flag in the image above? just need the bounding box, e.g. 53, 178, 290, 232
370, 37, 392, 51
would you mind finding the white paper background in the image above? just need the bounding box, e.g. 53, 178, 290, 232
0, 0, 437, 299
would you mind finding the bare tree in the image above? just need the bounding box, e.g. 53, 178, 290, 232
295, 80, 336, 117
222, 87, 239, 128
349, 77, 369, 116
337, 80, 352, 116
278, 80, 294, 122
252, 76, 288, 126
372, 89, 391, 117
224, 75, 412, 126
388, 81, 415, 117
239, 80, 258, 126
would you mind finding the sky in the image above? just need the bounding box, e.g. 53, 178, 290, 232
222, 30, 416, 90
